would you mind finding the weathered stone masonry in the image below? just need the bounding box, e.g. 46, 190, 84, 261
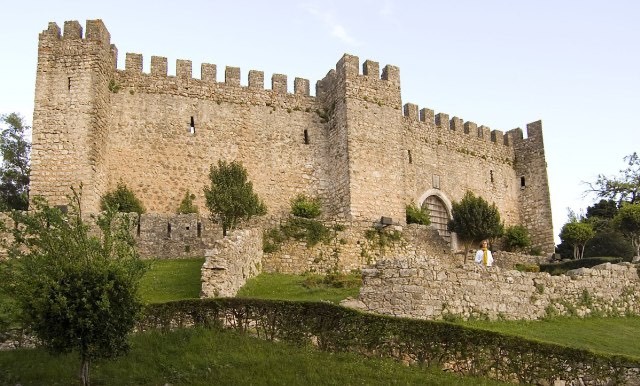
31, 19, 555, 253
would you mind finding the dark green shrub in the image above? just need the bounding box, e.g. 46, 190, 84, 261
291, 194, 321, 219
540, 256, 623, 275
514, 263, 540, 273
100, 182, 145, 214
405, 203, 430, 225
281, 218, 330, 247
503, 225, 531, 252
177, 190, 198, 214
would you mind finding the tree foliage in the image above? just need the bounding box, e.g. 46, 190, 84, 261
587, 152, 640, 205
0, 188, 146, 385
559, 221, 595, 259
204, 160, 266, 236
406, 203, 431, 226
177, 190, 198, 214
100, 182, 145, 214
0, 113, 31, 211
612, 202, 640, 257
503, 225, 531, 252
290, 194, 321, 219
448, 191, 504, 262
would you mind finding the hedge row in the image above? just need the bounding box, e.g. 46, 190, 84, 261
540, 257, 624, 275
139, 298, 639, 384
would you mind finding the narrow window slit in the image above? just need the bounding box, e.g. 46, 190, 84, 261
490, 170, 494, 183
303, 129, 309, 144
68, 77, 71, 91
167, 222, 172, 238
197, 222, 202, 238
408, 150, 412, 164
189, 116, 195, 134
520, 176, 526, 188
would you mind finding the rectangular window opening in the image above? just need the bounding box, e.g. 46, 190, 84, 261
136, 217, 141, 237
197, 222, 202, 238
68, 77, 71, 91
167, 222, 172, 238
408, 150, 413, 164
520, 176, 526, 188
189, 116, 195, 134
303, 129, 309, 144
490, 170, 494, 183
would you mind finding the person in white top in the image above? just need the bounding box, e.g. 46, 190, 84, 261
474, 240, 493, 267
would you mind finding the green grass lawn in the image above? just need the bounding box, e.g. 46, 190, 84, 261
237, 272, 361, 304
461, 316, 640, 359
138, 258, 204, 303
0, 327, 509, 386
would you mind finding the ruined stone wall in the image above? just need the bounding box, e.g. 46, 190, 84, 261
201, 229, 262, 298
262, 221, 453, 274
349, 258, 640, 321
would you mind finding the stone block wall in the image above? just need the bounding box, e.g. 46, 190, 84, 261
262, 221, 453, 274
348, 257, 640, 321
201, 229, 263, 298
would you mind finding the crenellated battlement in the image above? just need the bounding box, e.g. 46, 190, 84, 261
334, 54, 400, 85
41, 19, 112, 48
121, 52, 312, 96
402, 102, 540, 148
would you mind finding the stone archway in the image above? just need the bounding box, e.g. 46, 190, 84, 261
416, 189, 455, 248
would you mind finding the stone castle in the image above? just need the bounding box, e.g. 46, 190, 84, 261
31, 19, 554, 253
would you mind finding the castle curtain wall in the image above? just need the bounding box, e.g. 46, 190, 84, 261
30, 20, 555, 253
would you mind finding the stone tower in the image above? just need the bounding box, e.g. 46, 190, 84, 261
31, 20, 115, 211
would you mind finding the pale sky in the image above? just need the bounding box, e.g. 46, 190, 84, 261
1, 0, 639, 244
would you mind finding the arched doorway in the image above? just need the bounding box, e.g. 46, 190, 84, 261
421, 195, 452, 245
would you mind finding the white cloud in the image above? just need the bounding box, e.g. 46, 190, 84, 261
301, 3, 360, 46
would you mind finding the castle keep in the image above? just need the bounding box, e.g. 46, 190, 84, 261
31, 19, 555, 253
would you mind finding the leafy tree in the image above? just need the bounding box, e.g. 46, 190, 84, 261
177, 190, 198, 214
0, 187, 146, 386
406, 203, 431, 226
503, 225, 531, 252
100, 182, 145, 214
448, 191, 504, 262
612, 202, 640, 257
559, 221, 595, 259
0, 113, 31, 211
587, 152, 640, 205
204, 160, 266, 236
291, 194, 321, 219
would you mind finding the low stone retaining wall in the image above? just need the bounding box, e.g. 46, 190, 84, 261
346, 257, 640, 321
200, 229, 262, 298
262, 221, 452, 274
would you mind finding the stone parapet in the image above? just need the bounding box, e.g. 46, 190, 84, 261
348, 257, 640, 321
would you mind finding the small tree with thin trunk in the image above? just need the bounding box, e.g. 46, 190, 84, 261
0, 187, 146, 386
559, 221, 595, 259
0, 113, 31, 211
204, 160, 266, 236
613, 202, 640, 258
448, 191, 504, 262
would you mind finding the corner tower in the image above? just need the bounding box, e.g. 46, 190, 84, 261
511, 121, 555, 253
31, 20, 116, 211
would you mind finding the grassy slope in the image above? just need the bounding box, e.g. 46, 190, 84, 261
237, 272, 361, 304
138, 258, 204, 303
0, 327, 509, 386
461, 316, 640, 359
